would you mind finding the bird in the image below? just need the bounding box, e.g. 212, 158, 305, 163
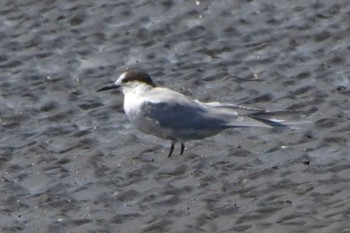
97, 69, 307, 157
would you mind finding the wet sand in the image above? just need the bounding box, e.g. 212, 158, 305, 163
1, 0, 350, 232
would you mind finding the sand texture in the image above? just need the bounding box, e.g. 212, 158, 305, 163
1, 0, 350, 232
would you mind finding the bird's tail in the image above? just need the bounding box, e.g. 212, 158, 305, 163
246, 110, 311, 129
203, 101, 311, 129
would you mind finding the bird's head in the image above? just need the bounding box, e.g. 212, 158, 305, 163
97, 69, 156, 93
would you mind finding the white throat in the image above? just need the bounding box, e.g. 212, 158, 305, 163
121, 82, 153, 96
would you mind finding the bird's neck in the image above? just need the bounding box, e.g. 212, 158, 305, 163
122, 82, 153, 96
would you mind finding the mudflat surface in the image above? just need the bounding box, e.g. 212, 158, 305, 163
1, 0, 350, 232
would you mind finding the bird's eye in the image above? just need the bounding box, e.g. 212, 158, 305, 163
121, 76, 131, 83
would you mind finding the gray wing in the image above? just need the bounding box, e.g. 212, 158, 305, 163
201, 101, 266, 113
140, 101, 228, 131
202, 101, 311, 128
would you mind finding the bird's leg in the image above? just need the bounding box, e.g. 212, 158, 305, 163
180, 143, 185, 155
168, 141, 175, 157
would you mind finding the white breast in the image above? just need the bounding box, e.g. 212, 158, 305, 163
123, 94, 141, 122
122, 83, 152, 124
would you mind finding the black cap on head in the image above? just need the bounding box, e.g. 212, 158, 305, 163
121, 69, 156, 87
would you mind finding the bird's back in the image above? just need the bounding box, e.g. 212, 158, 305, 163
125, 87, 230, 141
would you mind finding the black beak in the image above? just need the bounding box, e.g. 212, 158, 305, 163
97, 83, 119, 92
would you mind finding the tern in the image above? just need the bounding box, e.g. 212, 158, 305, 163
97, 69, 306, 157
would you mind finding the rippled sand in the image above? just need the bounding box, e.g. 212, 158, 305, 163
1, 0, 350, 232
